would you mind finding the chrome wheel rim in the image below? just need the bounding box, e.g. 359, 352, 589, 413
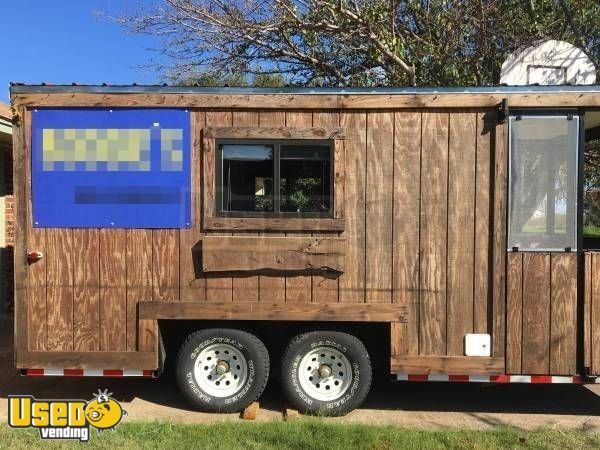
298, 346, 352, 401
194, 343, 248, 397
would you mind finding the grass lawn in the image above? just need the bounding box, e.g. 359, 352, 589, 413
1, 421, 598, 450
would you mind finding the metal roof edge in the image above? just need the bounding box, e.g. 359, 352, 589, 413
9, 84, 600, 95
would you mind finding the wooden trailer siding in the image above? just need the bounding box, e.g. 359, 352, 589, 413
585, 252, 600, 375
506, 252, 577, 375
14, 101, 507, 372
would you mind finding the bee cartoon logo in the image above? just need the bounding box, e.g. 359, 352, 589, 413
8, 389, 127, 442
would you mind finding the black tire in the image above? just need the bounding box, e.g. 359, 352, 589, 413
281, 330, 372, 416
176, 328, 270, 413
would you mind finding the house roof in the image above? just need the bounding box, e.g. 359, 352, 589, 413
0, 102, 10, 121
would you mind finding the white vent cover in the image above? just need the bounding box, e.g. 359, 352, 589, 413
465, 334, 491, 357
500, 40, 596, 85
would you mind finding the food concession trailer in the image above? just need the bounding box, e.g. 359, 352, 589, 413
9, 84, 600, 415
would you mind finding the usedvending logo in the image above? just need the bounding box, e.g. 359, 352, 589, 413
8, 389, 126, 442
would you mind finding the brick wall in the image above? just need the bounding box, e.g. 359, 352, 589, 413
2, 143, 13, 313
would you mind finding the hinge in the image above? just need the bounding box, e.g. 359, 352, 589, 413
497, 98, 508, 124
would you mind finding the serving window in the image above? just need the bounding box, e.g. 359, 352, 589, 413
203, 127, 345, 231
218, 140, 332, 217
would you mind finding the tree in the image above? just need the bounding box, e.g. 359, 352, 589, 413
117, 0, 599, 86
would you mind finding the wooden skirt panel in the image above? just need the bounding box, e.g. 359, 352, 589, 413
16, 350, 158, 370
390, 355, 505, 375
506, 252, 577, 375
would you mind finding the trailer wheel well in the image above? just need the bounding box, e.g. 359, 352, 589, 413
158, 320, 390, 379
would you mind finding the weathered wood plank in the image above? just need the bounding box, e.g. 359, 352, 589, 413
506, 252, 523, 374
205, 110, 234, 302
339, 111, 367, 303
73, 229, 99, 352
257, 111, 286, 302
180, 110, 206, 302
22, 110, 46, 351
447, 112, 476, 355
392, 111, 421, 355
390, 322, 408, 356
390, 355, 505, 375
419, 112, 449, 355
140, 301, 408, 323
312, 111, 340, 303
204, 217, 344, 231
584, 252, 592, 369
16, 350, 158, 370
473, 111, 492, 334
591, 253, 600, 374
14, 92, 600, 110
202, 236, 344, 272
99, 229, 127, 351
521, 253, 551, 374
492, 115, 507, 358
231, 111, 261, 302
204, 126, 345, 140
152, 229, 180, 302
127, 229, 153, 352
46, 229, 73, 351
365, 111, 394, 303
284, 111, 313, 303
550, 253, 577, 375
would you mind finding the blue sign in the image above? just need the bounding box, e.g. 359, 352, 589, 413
32, 108, 191, 228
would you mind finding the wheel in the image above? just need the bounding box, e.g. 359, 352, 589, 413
176, 328, 270, 413
281, 330, 372, 416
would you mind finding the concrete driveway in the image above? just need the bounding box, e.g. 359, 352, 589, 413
1, 316, 599, 430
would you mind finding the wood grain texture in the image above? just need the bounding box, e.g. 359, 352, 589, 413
447, 112, 476, 355
203, 236, 344, 272
339, 111, 367, 303
180, 110, 206, 302
17, 350, 158, 370
140, 301, 408, 323
390, 322, 408, 356
231, 111, 260, 302
419, 112, 449, 355
99, 229, 127, 351
14, 92, 600, 110
521, 253, 551, 374
584, 252, 592, 369
46, 229, 73, 351
390, 355, 504, 375
550, 253, 577, 375
590, 253, 600, 374
205, 110, 234, 302
152, 230, 180, 301
73, 229, 99, 351
365, 111, 393, 303
204, 217, 344, 231
473, 111, 492, 334
127, 229, 153, 352
506, 252, 523, 374
284, 111, 313, 303
491, 116, 507, 357
257, 110, 286, 302
22, 109, 46, 351
312, 111, 340, 303
204, 126, 345, 140
392, 111, 421, 355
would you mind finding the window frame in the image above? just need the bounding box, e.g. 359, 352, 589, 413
507, 110, 582, 252
202, 126, 345, 231
216, 138, 334, 219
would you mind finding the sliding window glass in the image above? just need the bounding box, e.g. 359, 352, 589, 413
218, 141, 332, 217
508, 115, 579, 250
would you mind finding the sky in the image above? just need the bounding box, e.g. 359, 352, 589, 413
0, 1, 164, 103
